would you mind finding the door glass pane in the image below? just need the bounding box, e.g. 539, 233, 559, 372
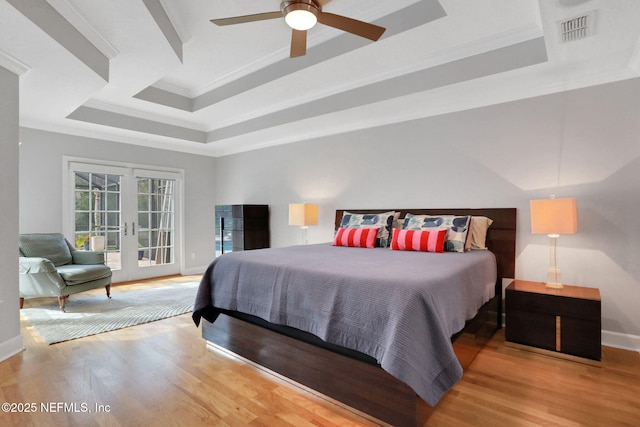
138, 212, 149, 229
75, 172, 90, 190
107, 192, 119, 211
138, 195, 149, 211
138, 230, 149, 247
137, 177, 175, 267
73, 171, 122, 271
91, 174, 106, 192
75, 212, 90, 234
75, 191, 89, 211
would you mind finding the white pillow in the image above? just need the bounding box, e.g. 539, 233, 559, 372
467, 216, 494, 250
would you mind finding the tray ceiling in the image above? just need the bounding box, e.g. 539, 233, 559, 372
1, 0, 639, 156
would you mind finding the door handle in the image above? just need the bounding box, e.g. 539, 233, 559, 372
132, 222, 136, 236
124, 222, 128, 236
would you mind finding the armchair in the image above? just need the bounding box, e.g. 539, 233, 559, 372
19, 233, 112, 312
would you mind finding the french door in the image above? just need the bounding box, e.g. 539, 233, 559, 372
65, 161, 182, 283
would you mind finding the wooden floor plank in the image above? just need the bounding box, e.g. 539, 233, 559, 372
2, 275, 639, 426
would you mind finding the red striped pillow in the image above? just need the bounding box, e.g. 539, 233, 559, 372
391, 228, 447, 253
333, 227, 380, 248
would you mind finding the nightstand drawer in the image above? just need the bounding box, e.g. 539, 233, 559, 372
505, 310, 556, 351
507, 290, 600, 320
506, 290, 555, 315
556, 294, 600, 320
561, 317, 601, 360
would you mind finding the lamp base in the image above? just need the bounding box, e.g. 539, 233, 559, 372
545, 266, 563, 289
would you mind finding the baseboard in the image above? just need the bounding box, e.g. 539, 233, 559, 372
181, 265, 207, 276
0, 334, 24, 363
602, 330, 640, 352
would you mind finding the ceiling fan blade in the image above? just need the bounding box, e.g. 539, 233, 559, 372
315, 0, 333, 6
317, 12, 386, 41
210, 11, 282, 26
290, 29, 307, 58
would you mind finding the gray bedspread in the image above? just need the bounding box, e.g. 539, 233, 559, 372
193, 243, 496, 405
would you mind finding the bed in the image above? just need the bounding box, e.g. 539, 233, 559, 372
193, 208, 516, 426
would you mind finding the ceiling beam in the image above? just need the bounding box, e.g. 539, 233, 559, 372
6, 0, 110, 82
143, 0, 183, 63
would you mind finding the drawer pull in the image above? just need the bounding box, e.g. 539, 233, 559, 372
556, 316, 562, 351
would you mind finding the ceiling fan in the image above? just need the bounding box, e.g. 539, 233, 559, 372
210, 0, 386, 58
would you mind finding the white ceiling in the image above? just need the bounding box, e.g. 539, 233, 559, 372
2, 0, 639, 157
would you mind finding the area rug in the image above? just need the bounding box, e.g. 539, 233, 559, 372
21, 282, 199, 345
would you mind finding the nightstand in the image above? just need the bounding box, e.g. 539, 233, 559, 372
505, 280, 601, 364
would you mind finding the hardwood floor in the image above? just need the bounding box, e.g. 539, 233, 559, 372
2, 275, 640, 426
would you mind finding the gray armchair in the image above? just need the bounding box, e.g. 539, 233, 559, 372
19, 233, 112, 312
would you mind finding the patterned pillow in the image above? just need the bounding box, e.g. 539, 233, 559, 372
339, 211, 396, 247
390, 228, 447, 253
333, 227, 379, 248
402, 214, 471, 253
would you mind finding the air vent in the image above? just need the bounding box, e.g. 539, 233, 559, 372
559, 11, 595, 42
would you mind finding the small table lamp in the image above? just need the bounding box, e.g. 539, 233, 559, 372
289, 203, 318, 244
530, 197, 577, 289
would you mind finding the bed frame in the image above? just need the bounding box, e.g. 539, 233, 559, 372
202, 208, 516, 426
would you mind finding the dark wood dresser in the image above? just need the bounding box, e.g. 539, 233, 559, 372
215, 205, 269, 256
505, 280, 601, 363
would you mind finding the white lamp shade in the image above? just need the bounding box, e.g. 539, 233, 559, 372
530, 198, 577, 235
289, 203, 318, 227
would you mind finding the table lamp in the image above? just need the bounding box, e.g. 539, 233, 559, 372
289, 203, 318, 244
530, 197, 577, 289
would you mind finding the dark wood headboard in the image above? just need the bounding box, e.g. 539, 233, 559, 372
335, 208, 516, 279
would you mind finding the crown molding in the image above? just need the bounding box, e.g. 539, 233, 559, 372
151, 41, 290, 99
153, 32, 295, 98
0, 49, 31, 75
83, 99, 206, 131
151, 80, 199, 98
45, 0, 119, 59
20, 119, 217, 157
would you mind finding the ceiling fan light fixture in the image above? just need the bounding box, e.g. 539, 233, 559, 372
212, 0, 386, 59
283, 3, 318, 30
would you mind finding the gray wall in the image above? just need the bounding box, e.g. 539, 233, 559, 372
11, 76, 640, 351
0, 66, 23, 361
19, 128, 217, 274
216, 77, 640, 351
